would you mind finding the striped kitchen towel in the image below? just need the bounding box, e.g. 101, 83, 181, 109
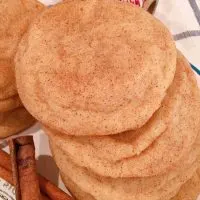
155, 0, 200, 85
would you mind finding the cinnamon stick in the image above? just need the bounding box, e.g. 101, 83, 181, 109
9, 136, 41, 200
0, 165, 50, 200
0, 149, 11, 170
0, 165, 13, 185
38, 176, 73, 200
42, 195, 51, 200
0, 165, 18, 200
0, 146, 73, 200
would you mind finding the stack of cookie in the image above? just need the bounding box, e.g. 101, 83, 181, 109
0, 0, 44, 138
14, 0, 200, 199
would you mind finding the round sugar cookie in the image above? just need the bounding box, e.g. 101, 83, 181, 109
171, 169, 200, 200
0, 0, 44, 60
0, 60, 17, 100
16, 0, 176, 136
50, 138, 200, 200
60, 173, 95, 200
0, 95, 22, 113
0, 107, 35, 139
46, 52, 200, 178
61, 175, 181, 200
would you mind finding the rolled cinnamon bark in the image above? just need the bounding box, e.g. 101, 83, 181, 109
0, 148, 10, 170
0, 165, 13, 184
9, 137, 41, 200
39, 176, 73, 200
0, 147, 73, 200
0, 164, 50, 200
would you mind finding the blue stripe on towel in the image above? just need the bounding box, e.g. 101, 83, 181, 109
190, 64, 200, 75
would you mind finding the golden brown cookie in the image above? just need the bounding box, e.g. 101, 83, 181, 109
0, 0, 44, 60
50, 136, 200, 200
171, 170, 200, 200
15, 0, 176, 136
46, 51, 200, 178
0, 0, 43, 138
0, 107, 35, 139
0, 60, 17, 100
60, 174, 180, 200
0, 95, 22, 113
60, 173, 95, 200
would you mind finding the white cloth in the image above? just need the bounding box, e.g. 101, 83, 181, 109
155, 0, 200, 85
